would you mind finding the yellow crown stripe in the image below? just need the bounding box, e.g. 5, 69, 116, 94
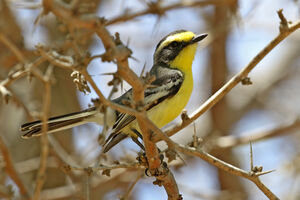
159, 31, 195, 50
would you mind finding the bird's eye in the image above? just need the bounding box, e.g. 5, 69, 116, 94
169, 41, 179, 48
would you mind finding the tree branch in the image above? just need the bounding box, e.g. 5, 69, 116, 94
175, 144, 279, 199
212, 119, 300, 149
42, 0, 181, 198
32, 66, 52, 200
0, 136, 29, 197
107, 0, 236, 25
154, 11, 300, 141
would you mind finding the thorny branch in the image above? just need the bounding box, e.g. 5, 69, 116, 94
41, 57, 181, 199
155, 9, 300, 140
38, 0, 181, 198
175, 144, 279, 200
1, 0, 300, 199
117, 111, 280, 198
30, 7, 299, 200
148, 9, 299, 199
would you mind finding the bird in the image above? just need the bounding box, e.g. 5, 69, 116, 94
20, 30, 208, 153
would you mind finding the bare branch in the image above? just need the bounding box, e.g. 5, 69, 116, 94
213, 119, 300, 149
0, 32, 26, 63
250, 141, 253, 171
0, 136, 29, 197
107, 0, 236, 25
33, 66, 53, 200
120, 172, 142, 200
175, 144, 279, 199
155, 12, 300, 141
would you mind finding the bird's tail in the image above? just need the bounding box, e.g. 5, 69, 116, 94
20, 107, 98, 138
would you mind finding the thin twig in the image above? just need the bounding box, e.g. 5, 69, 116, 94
0, 57, 45, 108
107, 0, 236, 25
69, 162, 142, 175
0, 32, 26, 63
212, 119, 300, 149
81, 70, 138, 116
121, 172, 142, 200
250, 141, 253, 171
48, 135, 80, 167
33, 66, 53, 200
102, 76, 120, 136
9, 90, 34, 121
0, 136, 29, 197
85, 176, 90, 200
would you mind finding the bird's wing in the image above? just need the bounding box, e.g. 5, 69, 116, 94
111, 68, 184, 135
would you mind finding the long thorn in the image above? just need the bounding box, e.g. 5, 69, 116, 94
256, 169, 276, 177
250, 141, 253, 171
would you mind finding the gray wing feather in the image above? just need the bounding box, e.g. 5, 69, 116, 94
111, 67, 183, 134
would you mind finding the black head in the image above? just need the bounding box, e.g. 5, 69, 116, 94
153, 30, 207, 65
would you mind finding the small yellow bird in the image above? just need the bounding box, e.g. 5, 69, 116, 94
20, 30, 207, 152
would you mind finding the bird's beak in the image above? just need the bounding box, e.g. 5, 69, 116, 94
191, 33, 208, 44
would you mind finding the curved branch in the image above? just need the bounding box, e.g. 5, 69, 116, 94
154, 15, 300, 141
107, 0, 236, 25
175, 144, 279, 199
0, 137, 29, 197
213, 119, 300, 149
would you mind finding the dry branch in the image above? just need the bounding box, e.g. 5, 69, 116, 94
32, 66, 52, 200
2, 1, 299, 199
40, 0, 181, 198
213, 119, 300, 149
0, 137, 29, 197
175, 144, 279, 199
155, 10, 300, 141
107, 0, 236, 25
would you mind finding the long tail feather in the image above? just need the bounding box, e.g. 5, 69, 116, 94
21, 107, 97, 138
103, 133, 127, 153
102, 128, 144, 153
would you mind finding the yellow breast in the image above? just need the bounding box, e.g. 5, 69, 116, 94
146, 71, 193, 128
123, 43, 197, 136
122, 73, 193, 137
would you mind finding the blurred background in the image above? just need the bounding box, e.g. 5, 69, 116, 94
0, 0, 300, 199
